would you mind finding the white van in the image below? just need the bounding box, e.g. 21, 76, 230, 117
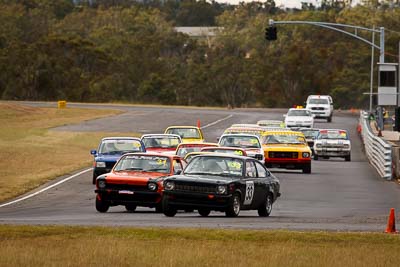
306, 95, 333, 122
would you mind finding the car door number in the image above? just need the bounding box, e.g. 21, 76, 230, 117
244, 181, 254, 205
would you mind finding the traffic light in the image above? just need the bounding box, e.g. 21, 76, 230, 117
265, 26, 277, 41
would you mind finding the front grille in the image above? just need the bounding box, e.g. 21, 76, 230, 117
105, 183, 148, 191
268, 152, 298, 159
175, 183, 216, 193
322, 144, 345, 148
311, 107, 325, 110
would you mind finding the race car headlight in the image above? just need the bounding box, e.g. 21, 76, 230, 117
97, 180, 106, 189
164, 181, 175, 191
217, 185, 227, 194
316, 144, 322, 148
148, 182, 157, 191
344, 144, 350, 149
96, 161, 106, 168
302, 152, 310, 158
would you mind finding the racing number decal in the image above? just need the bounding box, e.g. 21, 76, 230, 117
244, 181, 254, 205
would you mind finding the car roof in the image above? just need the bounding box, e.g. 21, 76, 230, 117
190, 153, 254, 161
184, 151, 211, 159
101, 137, 142, 141
230, 124, 263, 128
201, 146, 246, 151
263, 130, 305, 136
219, 133, 260, 138
166, 126, 201, 129
141, 134, 181, 139
119, 152, 179, 159
177, 142, 218, 148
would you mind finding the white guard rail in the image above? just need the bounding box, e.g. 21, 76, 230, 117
359, 111, 392, 180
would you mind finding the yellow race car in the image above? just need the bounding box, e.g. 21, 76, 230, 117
164, 126, 204, 143
262, 130, 312, 173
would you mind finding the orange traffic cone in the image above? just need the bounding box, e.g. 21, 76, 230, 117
385, 208, 398, 233
197, 119, 201, 128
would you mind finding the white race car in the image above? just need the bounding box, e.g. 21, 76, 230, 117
313, 129, 351, 161
284, 108, 314, 128
218, 134, 265, 163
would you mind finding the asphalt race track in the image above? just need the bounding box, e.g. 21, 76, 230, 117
1, 102, 400, 231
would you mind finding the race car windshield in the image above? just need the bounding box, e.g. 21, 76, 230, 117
224, 129, 263, 137
185, 156, 243, 177
99, 140, 143, 154
318, 131, 348, 140
166, 128, 200, 139
287, 110, 312, 117
309, 99, 329, 104
300, 130, 319, 139
114, 155, 170, 173
176, 146, 203, 157
219, 136, 261, 148
142, 137, 180, 148
263, 134, 306, 144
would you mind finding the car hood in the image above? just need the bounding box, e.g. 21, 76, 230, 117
105, 171, 168, 185
263, 144, 311, 152
286, 116, 313, 121
166, 174, 237, 184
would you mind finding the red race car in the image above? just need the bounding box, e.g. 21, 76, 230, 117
95, 152, 185, 213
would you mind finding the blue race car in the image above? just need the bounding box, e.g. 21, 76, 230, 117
90, 137, 146, 184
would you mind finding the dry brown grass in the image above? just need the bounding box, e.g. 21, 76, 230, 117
0, 225, 399, 267
0, 102, 134, 202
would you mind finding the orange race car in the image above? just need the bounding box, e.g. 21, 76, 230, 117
95, 152, 186, 213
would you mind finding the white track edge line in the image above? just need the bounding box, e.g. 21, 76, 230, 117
0, 168, 92, 208
201, 114, 233, 129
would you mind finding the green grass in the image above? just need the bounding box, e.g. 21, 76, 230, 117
0, 225, 399, 267
0, 102, 136, 202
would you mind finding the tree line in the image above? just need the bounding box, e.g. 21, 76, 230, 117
1, 0, 400, 108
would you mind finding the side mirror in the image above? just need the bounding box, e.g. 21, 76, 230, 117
175, 170, 182, 175
90, 150, 97, 155
216, 137, 220, 142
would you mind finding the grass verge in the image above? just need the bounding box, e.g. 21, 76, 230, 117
0, 102, 135, 202
0, 225, 400, 267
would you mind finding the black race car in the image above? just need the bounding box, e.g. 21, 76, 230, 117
162, 154, 281, 217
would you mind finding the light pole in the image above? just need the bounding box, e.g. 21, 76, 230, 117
268, 20, 385, 113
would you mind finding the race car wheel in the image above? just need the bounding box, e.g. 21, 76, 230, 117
314, 154, 319, 160
345, 155, 351, 162
258, 193, 273, 217
302, 163, 311, 174
95, 198, 109, 213
198, 209, 211, 217
327, 116, 332, 122
162, 197, 177, 217
225, 193, 241, 217
125, 204, 137, 212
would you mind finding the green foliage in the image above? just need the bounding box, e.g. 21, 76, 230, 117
0, 1, 399, 108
